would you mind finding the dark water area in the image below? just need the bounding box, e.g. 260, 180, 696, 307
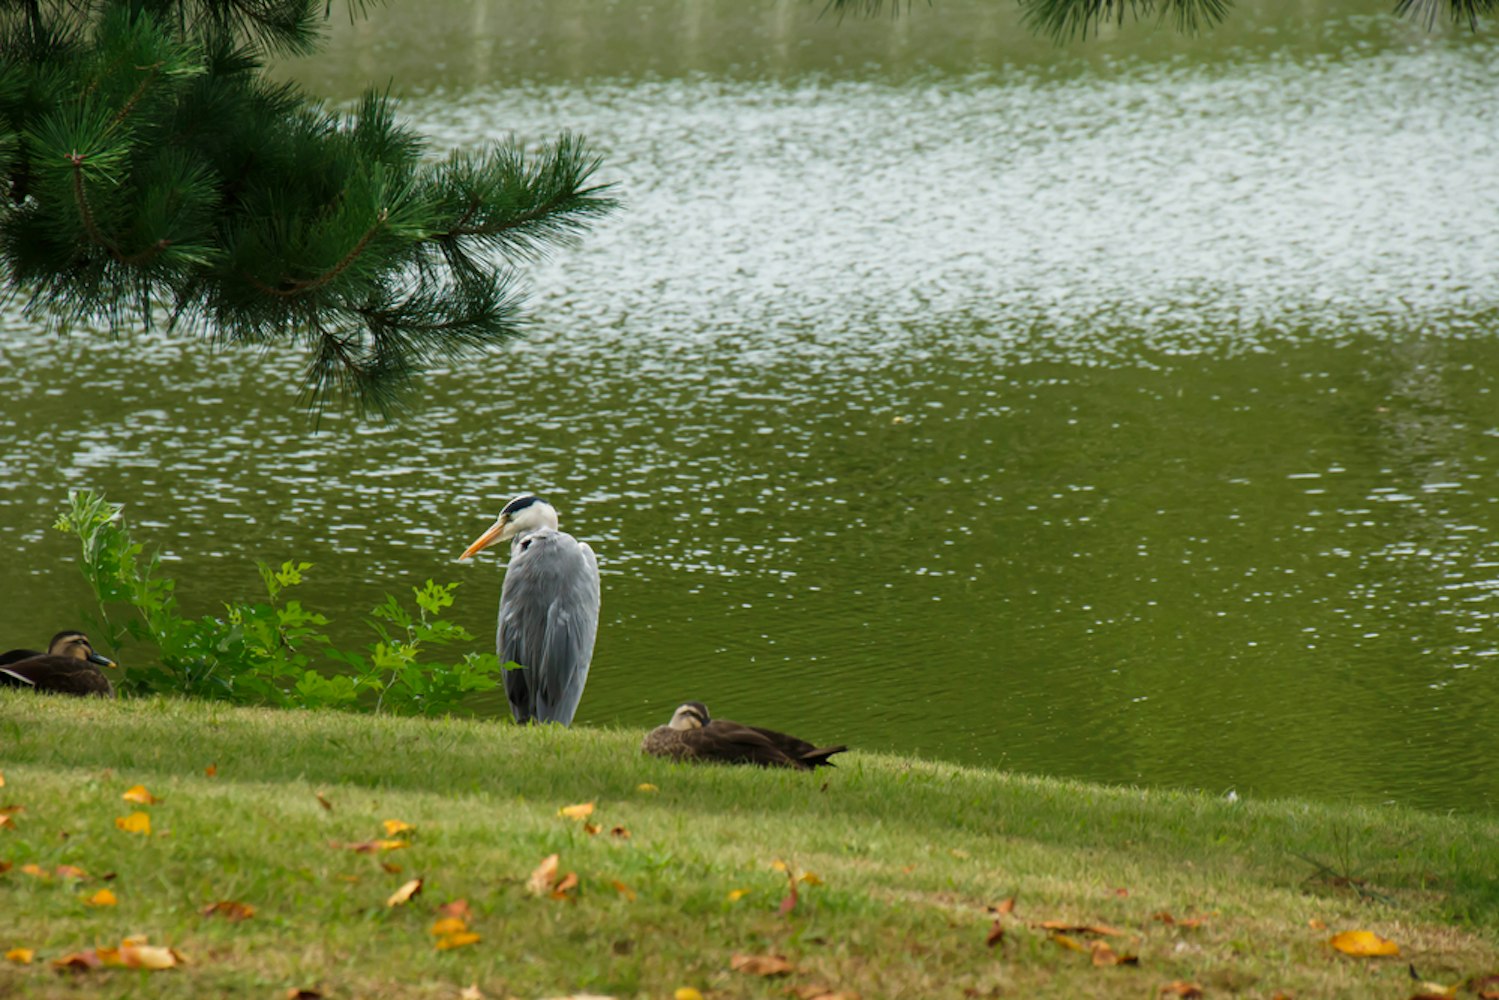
2, 1, 1496, 813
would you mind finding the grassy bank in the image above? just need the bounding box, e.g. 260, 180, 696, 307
1, 693, 1496, 999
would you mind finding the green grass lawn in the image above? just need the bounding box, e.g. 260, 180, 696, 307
1, 692, 1496, 999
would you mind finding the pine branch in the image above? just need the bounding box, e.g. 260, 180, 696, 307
1020, 0, 1231, 39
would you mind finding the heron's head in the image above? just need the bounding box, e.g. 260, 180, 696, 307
459, 494, 559, 561
46, 631, 118, 668
667, 701, 711, 731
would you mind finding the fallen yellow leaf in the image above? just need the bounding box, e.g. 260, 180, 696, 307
770, 859, 789, 872
674, 989, 705, 1000
121, 784, 162, 805
337, 839, 409, 853
115, 811, 151, 836
382, 819, 414, 836
0, 771, 5, 786
527, 854, 561, 896
119, 942, 180, 970
558, 802, 595, 821
434, 931, 481, 950
84, 888, 117, 907
5, 948, 33, 965
430, 917, 469, 936
1329, 929, 1399, 957
799, 871, 824, 886
386, 878, 424, 907
1049, 932, 1086, 952
636, 783, 658, 793
727, 888, 753, 902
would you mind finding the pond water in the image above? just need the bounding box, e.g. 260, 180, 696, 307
3, 0, 1497, 813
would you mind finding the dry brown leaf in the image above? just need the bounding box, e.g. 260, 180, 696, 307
381, 862, 403, 874
201, 900, 256, 921
1329, 929, 1400, 957
51, 949, 106, 971
438, 898, 473, 921
0, 813, 17, 831
315, 791, 333, 811
387, 878, 424, 907
789, 988, 862, 1000
985, 919, 1005, 948
1090, 941, 1138, 966
283, 990, 324, 999
988, 897, 1017, 915
122, 784, 162, 805
5, 948, 33, 965
115, 811, 151, 836
730, 952, 794, 977
1153, 911, 1205, 928
558, 801, 595, 821
1469, 972, 1499, 1000
0, 861, 11, 874
1159, 984, 1205, 998
1038, 920, 1124, 936
610, 825, 631, 839
527, 853, 561, 895
84, 888, 117, 907
583, 822, 602, 836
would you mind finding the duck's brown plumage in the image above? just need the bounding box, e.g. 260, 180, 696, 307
641, 701, 846, 770
0, 632, 117, 698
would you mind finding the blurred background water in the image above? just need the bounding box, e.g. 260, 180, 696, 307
2, 0, 1496, 812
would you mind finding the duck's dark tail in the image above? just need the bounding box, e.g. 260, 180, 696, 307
799, 745, 848, 769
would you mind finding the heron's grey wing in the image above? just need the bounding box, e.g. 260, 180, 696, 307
533, 539, 600, 725
498, 532, 600, 726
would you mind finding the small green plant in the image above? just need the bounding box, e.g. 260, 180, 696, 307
54, 490, 504, 714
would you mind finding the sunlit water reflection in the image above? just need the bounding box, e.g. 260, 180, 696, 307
2, 8, 1497, 812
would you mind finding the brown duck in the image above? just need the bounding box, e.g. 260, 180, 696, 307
0, 632, 118, 697
641, 701, 846, 770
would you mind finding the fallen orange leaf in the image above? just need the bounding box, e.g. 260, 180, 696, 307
0, 813, 16, 831
526, 854, 560, 896
204, 763, 217, 778
55, 864, 88, 880
84, 888, 117, 907
122, 784, 162, 805
1329, 929, 1400, 957
435, 931, 480, 951
730, 952, 795, 977
1470, 973, 1499, 1000
387, 878, 424, 907
201, 900, 256, 921
582, 823, 601, 836
5, 948, 33, 965
1160, 983, 1204, 998
1308, 917, 1328, 930
430, 917, 469, 936
558, 802, 595, 821
119, 942, 181, 970
382, 819, 414, 836
551, 871, 579, 899
115, 811, 151, 836
20, 863, 48, 878
0, 771, 5, 786
989, 897, 1017, 915
437, 899, 473, 920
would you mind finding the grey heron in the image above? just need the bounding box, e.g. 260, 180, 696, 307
459, 494, 600, 726
641, 701, 847, 769
0, 632, 118, 697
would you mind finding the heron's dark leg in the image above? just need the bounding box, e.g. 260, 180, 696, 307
504, 667, 535, 724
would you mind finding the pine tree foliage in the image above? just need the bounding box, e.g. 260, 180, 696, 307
823, 0, 1497, 37
0, 0, 616, 413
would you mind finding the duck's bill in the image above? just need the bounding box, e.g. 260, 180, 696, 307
459, 518, 507, 562
88, 652, 118, 669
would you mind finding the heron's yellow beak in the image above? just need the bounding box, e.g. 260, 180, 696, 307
459, 515, 511, 561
